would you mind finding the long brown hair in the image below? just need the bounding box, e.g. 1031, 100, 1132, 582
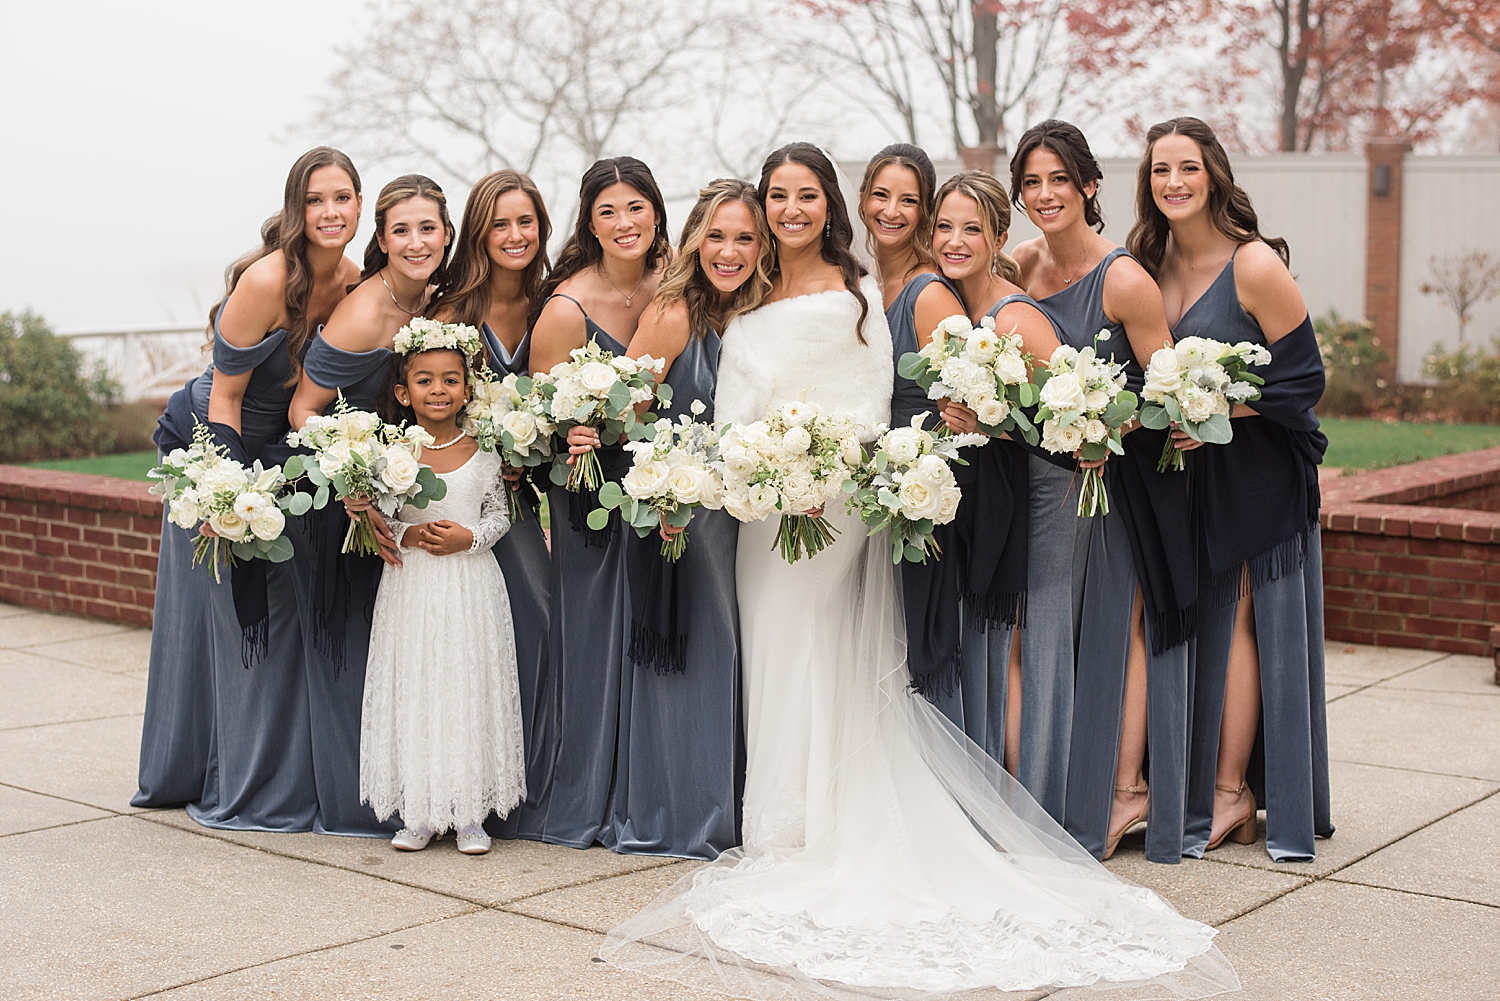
933, 170, 1023, 286
656, 179, 774, 338
858, 143, 941, 277
757, 142, 870, 343
434, 170, 552, 327
1126, 116, 1291, 279
1009, 119, 1105, 233
359, 174, 455, 284
209, 146, 361, 386
529, 157, 672, 331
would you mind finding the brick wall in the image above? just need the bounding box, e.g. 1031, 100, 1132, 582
0, 466, 161, 627
1321, 449, 1500, 656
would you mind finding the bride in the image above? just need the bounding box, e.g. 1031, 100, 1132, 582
602, 143, 1238, 1000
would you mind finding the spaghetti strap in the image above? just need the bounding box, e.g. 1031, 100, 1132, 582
547, 292, 589, 318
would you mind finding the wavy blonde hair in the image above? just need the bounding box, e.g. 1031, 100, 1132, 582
656, 178, 774, 337
933, 170, 1023, 285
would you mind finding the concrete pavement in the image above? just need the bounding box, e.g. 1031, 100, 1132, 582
2, 602, 1497, 1000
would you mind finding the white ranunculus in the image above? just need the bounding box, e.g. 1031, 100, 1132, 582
914, 454, 952, 489
1039, 371, 1087, 414
898, 477, 944, 521
501, 410, 538, 449
780, 425, 812, 457
976, 399, 1009, 426
780, 400, 817, 426
250, 506, 285, 541
666, 463, 708, 505
168, 494, 200, 529
209, 509, 249, 541
882, 427, 924, 464
964, 330, 1000, 363
611, 356, 637, 374
380, 448, 420, 493
1174, 337, 1216, 369
578, 361, 618, 395
233, 491, 275, 522
1084, 418, 1108, 443
623, 459, 671, 499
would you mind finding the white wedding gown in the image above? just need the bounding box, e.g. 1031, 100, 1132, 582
602, 279, 1238, 1000
360, 449, 526, 834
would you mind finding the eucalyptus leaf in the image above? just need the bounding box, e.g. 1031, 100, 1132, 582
282, 454, 305, 479
1106, 436, 1125, 455
1138, 404, 1171, 430
313, 484, 330, 509
606, 381, 632, 414
266, 534, 295, 562
283, 492, 313, 516
656, 383, 673, 405
597, 481, 625, 506
586, 509, 611, 531
896, 352, 925, 379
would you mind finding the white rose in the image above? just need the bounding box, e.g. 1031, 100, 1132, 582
500, 410, 538, 449
1048, 344, 1080, 372
577, 361, 618, 396
168, 494, 200, 529
976, 398, 1009, 426
1042, 420, 1084, 454
1084, 418, 1108, 443
250, 506, 286, 541
611, 356, 637, 374
993, 350, 1029, 385
842, 435, 864, 467
882, 427, 924, 464
938, 314, 973, 339
937, 484, 962, 524
380, 448, 420, 493
1083, 389, 1110, 413
622, 459, 671, 499
1039, 371, 1087, 414
964, 330, 1000, 364
316, 440, 351, 480
898, 477, 944, 521
666, 463, 708, 505
209, 509, 249, 541
781, 471, 815, 508
1180, 385, 1217, 423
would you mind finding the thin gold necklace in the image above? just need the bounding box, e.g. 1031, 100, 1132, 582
381, 268, 422, 314
597, 264, 646, 307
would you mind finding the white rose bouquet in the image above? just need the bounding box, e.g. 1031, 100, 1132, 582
846, 413, 986, 565
463, 367, 555, 521
149, 422, 309, 581
1033, 330, 1140, 517
896, 313, 1040, 443
719, 400, 864, 564
587, 400, 725, 561
532, 339, 669, 493
1139, 336, 1270, 471
285, 394, 447, 556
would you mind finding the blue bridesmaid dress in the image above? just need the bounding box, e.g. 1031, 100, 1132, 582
288, 333, 399, 837
973, 294, 1085, 790
502, 295, 633, 848
606, 327, 742, 859
473, 324, 558, 842
133, 380, 216, 808
1173, 251, 1332, 862
1039, 247, 1194, 863
186, 316, 318, 830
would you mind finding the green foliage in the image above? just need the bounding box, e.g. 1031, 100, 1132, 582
0, 310, 117, 462
1420, 341, 1500, 423
1314, 310, 1389, 417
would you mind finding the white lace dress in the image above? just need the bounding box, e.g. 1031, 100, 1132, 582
359, 448, 526, 834
601, 279, 1239, 1001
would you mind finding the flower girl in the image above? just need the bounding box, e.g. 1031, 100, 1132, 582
359, 328, 525, 854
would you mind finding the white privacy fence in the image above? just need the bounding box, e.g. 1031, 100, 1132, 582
58, 325, 209, 403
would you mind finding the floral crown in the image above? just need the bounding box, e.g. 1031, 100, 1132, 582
392, 317, 484, 359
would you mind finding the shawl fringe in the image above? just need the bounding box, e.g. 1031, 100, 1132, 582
1206, 522, 1315, 611
963, 589, 1026, 632
1147, 602, 1198, 657
629, 621, 687, 676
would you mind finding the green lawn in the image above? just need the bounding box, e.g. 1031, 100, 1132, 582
20, 449, 158, 481
1320, 417, 1500, 470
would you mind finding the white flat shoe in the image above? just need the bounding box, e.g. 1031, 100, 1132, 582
391, 827, 433, 851
456, 827, 491, 855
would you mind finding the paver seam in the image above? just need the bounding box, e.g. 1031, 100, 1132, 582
130, 809, 686, 912
1324, 651, 1454, 703
0, 710, 144, 733
1322, 876, 1500, 911
0, 779, 147, 826
121, 907, 483, 1000
1202, 786, 1500, 926
1325, 756, 1500, 784
0, 626, 138, 651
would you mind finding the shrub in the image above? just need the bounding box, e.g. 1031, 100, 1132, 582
1315, 310, 1389, 416
0, 310, 119, 462
1421, 341, 1500, 423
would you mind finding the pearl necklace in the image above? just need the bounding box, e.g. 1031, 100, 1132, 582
423, 429, 470, 450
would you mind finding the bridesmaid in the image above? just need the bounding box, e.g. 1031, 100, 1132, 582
854, 145, 978, 726
134, 148, 362, 821
427, 169, 556, 840
512, 156, 671, 849
608, 178, 773, 858
1127, 117, 1331, 862
1011, 120, 1198, 863
286, 174, 455, 836
929, 170, 1067, 778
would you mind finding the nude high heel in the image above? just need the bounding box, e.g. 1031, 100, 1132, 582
1206, 781, 1258, 850
1103, 783, 1149, 861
